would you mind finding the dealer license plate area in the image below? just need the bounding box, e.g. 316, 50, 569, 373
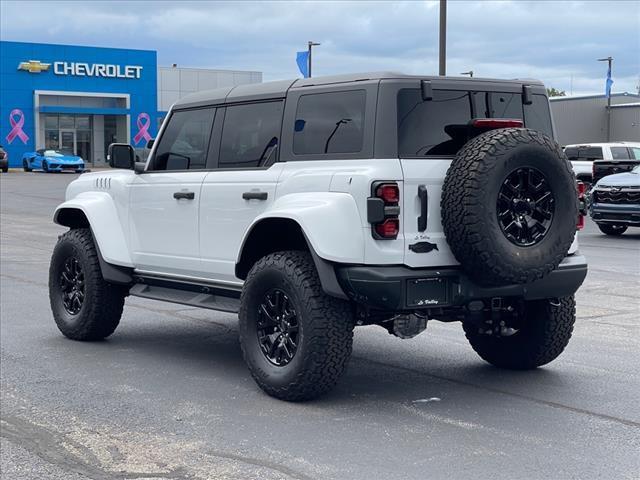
406, 277, 449, 307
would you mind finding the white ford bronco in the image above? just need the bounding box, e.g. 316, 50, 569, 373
49, 73, 588, 401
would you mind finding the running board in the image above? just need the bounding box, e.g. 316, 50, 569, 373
129, 284, 241, 313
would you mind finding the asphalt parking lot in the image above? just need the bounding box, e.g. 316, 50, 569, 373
1, 170, 639, 480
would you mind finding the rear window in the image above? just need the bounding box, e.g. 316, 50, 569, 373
564, 147, 603, 161
397, 89, 552, 157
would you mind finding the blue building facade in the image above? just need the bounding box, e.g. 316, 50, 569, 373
0, 41, 159, 167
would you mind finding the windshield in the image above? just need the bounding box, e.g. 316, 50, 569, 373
44, 150, 73, 157
397, 89, 553, 157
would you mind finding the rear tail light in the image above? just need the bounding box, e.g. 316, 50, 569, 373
376, 183, 400, 204
367, 181, 400, 239
375, 219, 400, 238
471, 118, 524, 129
577, 181, 587, 230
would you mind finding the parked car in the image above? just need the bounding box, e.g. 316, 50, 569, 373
0, 145, 8, 173
22, 149, 85, 173
49, 73, 587, 401
564, 142, 640, 187
590, 164, 640, 235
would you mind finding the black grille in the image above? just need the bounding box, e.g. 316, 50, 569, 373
594, 189, 640, 205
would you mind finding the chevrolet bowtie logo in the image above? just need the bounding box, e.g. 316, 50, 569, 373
18, 60, 51, 73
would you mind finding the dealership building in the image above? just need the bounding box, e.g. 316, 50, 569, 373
0, 41, 262, 167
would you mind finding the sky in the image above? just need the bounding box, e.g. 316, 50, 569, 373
1, 0, 638, 96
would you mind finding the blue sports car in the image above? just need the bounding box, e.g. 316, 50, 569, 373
22, 149, 85, 173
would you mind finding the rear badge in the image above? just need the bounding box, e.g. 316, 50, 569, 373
409, 241, 439, 253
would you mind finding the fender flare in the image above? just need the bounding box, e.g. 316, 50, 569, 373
248, 192, 365, 264
54, 191, 133, 268
237, 192, 365, 299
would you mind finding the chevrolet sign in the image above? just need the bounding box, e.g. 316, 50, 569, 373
53, 62, 143, 79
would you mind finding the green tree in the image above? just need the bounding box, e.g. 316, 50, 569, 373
547, 87, 567, 97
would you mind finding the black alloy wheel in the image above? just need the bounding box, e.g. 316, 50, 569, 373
60, 256, 85, 315
497, 167, 555, 247
257, 288, 299, 366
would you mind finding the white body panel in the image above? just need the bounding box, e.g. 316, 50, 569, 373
55, 156, 581, 279
199, 164, 284, 283
128, 171, 208, 276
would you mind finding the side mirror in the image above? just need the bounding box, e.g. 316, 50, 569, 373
107, 143, 135, 169
146, 138, 155, 149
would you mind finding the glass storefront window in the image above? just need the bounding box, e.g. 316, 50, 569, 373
44, 115, 59, 130
76, 116, 91, 130
59, 115, 74, 129
45, 130, 60, 149
76, 130, 91, 162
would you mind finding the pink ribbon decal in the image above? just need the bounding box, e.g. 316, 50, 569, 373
6, 109, 29, 144
133, 112, 152, 145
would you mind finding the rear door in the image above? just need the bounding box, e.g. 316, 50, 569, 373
199, 100, 284, 284
395, 82, 555, 268
129, 107, 216, 276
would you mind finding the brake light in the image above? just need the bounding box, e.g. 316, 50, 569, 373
577, 181, 587, 230
375, 219, 400, 238
376, 184, 400, 204
472, 118, 524, 129
367, 181, 400, 239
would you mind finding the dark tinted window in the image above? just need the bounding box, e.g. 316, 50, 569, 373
219, 101, 283, 169
610, 147, 631, 160
293, 90, 366, 155
398, 89, 472, 156
398, 89, 554, 157
564, 146, 603, 161
523, 94, 553, 135
152, 108, 215, 171
474, 92, 523, 119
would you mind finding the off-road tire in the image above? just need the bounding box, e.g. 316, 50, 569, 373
239, 251, 354, 401
49, 228, 126, 340
463, 296, 576, 369
441, 128, 577, 286
597, 223, 627, 236
23, 160, 32, 172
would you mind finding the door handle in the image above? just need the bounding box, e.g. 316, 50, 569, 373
173, 191, 195, 200
417, 185, 428, 232
242, 191, 268, 201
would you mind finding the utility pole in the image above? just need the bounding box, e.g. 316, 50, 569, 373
598, 57, 613, 142
308, 41, 320, 78
439, 0, 446, 75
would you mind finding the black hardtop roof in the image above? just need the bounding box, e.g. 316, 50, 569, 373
173, 72, 545, 109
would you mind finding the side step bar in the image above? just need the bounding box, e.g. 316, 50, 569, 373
129, 284, 241, 313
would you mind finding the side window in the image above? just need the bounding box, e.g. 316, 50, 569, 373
610, 147, 631, 160
523, 94, 553, 136
631, 147, 640, 160
219, 101, 283, 169
152, 107, 215, 171
293, 90, 366, 155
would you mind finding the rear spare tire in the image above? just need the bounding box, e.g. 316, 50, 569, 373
441, 128, 577, 286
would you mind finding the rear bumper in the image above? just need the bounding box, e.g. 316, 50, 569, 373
335, 255, 588, 311
590, 203, 640, 225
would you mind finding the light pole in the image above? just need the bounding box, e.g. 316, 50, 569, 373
460, 71, 473, 77
439, 0, 447, 75
308, 41, 320, 78
598, 56, 613, 142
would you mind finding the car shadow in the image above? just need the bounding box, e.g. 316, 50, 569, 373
53, 316, 568, 409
